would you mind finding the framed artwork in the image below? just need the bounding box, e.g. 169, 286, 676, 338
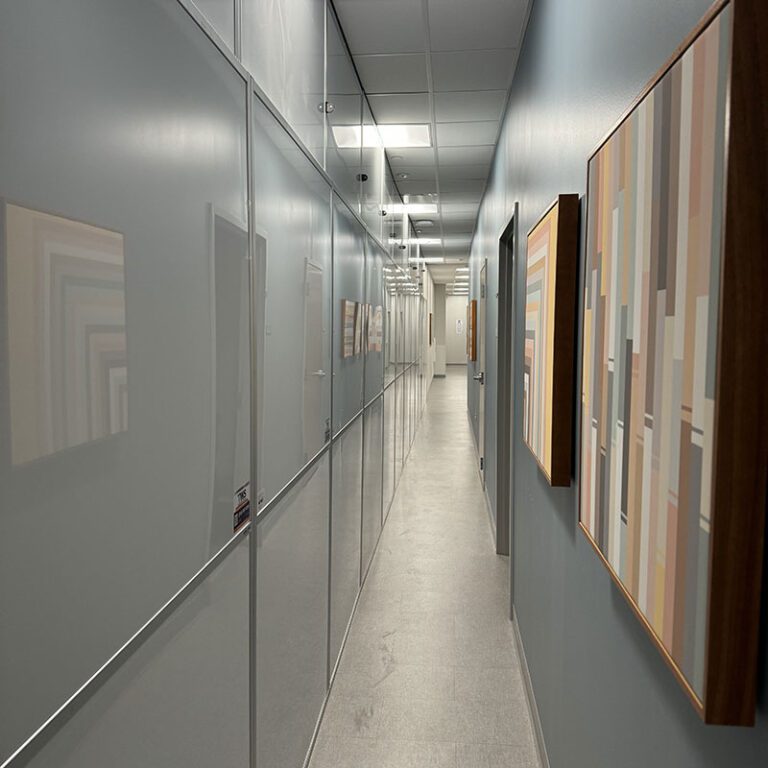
467, 300, 477, 361
2, 201, 127, 465
353, 302, 364, 356
579, 0, 768, 725
341, 299, 355, 358
523, 195, 579, 486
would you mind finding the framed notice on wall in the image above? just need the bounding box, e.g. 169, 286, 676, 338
579, 0, 768, 726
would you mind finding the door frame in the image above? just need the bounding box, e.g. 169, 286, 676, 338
497, 205, 517, 577
477, 260, 487, 486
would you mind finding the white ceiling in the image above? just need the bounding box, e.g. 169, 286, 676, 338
333, 0, 530, 283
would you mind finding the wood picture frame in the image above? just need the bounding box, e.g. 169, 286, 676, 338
578, 0, 767, 725
523, 194, 579, 486
467, 300, 477, 362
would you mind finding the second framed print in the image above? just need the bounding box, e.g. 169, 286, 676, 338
523, 194, 579, 486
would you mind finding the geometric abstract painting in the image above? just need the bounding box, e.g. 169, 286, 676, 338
3, 202, 127, 465
580, 0, 768, 725
523, 194, 578, 486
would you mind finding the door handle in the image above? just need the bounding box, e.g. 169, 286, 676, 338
473, 372, 484, 384
310, 370, 327, 377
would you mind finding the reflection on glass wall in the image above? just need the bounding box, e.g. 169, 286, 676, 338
257, 454, 329, 768
210, 210, 251, 554
4, 203, 127, 466
329, 420, 363, 666
362, 398, 383, 573
26, 539, 250, 768
251, 97, 332, 508
326, 5, 362, 207
242, 0, 325, 163
364, 236, 385, 403
332, 197, 365, 433
0, 1, 248, 760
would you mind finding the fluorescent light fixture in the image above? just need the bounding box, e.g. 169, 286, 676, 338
331, 124, 431, 149
418, 257, 445, 264
397, 238, 441, 246
455, 267, 469, 273
386, 203, 438, 215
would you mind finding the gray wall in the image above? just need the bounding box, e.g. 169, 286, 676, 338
468, 0, 768, 766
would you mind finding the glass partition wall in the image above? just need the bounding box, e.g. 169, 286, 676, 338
0, 2, 430, 767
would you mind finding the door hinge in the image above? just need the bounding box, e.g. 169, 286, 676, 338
480, 457, 484, 470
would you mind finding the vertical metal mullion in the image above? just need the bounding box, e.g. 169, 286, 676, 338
359, 237, 367, 588
325, 190, 335, 688
246, 79, 258, 768
234, 0, 242, 59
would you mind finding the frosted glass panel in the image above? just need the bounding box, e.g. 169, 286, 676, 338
326, 5, 362, 208
0, 1, 247, 759
193, 0, 235, 48
242, 0, 325, 163
364, 237, 385, 403
383, 383, 396, 517
394, 374, 404, 483
332, 198, 365, 433
26, 538, 250, 768
251, 97, 332, 508
362, 399, 383, 573
329, 419, 362, 667
360, 102, 384, 239
257, 455, 329, 768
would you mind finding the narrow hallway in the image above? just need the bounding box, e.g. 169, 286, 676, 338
310, 369, 540, 768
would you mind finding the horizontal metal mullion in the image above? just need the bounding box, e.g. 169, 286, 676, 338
256, 442, 330, 524
332, 408, 365, 441
0, 525, 250, 768
175, 0, 249, 82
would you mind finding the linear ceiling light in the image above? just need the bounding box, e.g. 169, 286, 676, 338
386, 203, 438, 215
331, 124, 431, 149
455, 267, 469, 273
397, 238, 441, 246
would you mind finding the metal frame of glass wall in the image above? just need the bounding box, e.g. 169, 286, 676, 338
0, 1, 430, 767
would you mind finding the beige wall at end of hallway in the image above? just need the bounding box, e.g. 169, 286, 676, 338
445, 295, 467, 365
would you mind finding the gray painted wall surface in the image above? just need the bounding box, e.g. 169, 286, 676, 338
468, 0, 768, 766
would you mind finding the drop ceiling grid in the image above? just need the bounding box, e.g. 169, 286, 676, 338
333, 0, 531, 281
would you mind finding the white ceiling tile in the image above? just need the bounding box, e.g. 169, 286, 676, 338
391, 166, 436, 182
439, 179, 486, 195
334, 0, 427, 55
367, 92, 431, 123
427, 0, 528, 52
436, 120, 498, 147
437, 163, 490, 181
434, 90, 507, 122
398, 178, 438, 196
386, 147, 436, 166
440, 202, 479, 216
354, 53, 429, 93
431, 49, 517, 91
438, 145, 495, 165
439, 189, 484, 203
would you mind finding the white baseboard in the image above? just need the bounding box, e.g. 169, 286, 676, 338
512, 607, 550, 768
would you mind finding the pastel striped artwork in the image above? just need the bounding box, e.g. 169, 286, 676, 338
4, 203, 127, 465
580, 5, 730, 702
524, 206, 558, 476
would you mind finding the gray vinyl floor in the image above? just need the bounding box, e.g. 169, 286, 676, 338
308, 369, 541, 768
